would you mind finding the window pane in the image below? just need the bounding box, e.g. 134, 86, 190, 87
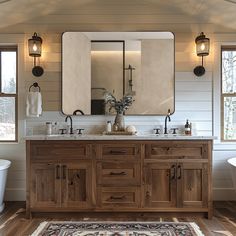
1, 51, 16, 94
224, 96, 236, 140
0, 97, 15, 141
222, 50, 236, 94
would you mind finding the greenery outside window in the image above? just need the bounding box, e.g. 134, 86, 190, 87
0, 47, 17, 142
221, 46, 236, 141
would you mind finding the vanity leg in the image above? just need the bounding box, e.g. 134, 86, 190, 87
207, 208, 213, 219
26, 208, 32, 219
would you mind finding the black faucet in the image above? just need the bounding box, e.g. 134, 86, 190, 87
73, 109, 85, 115
164, 109, 171, 134
65, 115, 73, 134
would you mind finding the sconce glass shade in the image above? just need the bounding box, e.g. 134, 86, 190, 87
28, 32, 42, 57
195, 32, 210, 57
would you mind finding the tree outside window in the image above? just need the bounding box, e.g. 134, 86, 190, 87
0, 48, 17, 142
222, 47, 236, 141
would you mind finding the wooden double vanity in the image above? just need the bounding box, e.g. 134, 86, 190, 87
26, 136, 213, 218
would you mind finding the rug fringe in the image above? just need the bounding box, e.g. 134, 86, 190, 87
189, 222, 205, 236
30, 221, 48, 236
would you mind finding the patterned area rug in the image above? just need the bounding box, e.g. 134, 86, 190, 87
31, 221, 204, 236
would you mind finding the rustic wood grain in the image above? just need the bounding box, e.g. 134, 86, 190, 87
26, 140, 212, 218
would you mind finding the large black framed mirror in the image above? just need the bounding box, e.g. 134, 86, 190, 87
62, 32, 175, 116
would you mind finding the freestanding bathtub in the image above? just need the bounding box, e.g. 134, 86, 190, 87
0, 159, 11, 213
227, 157, 236, 195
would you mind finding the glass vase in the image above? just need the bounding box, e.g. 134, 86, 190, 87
114, 112, 125, 131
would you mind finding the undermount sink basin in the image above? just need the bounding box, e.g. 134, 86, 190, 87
136, 133, 185, 137
46, 134, 73, 137
45, 134, 104, 140
135, 133, 199, 139
46, 134, 85, 139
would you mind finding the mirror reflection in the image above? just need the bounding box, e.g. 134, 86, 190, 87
62, 32, 175, 115
91, 41, 124, 115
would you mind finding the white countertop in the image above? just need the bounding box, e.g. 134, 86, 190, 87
24, 134, 216, 141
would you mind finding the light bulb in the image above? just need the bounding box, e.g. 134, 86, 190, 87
33, 43, 38, 52
200, 43, 205, 51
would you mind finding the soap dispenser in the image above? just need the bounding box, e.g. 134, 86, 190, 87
184, 119, 191, 135
106, 121, 112, 133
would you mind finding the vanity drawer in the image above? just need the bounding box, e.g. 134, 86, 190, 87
30, 141, 91, 160
97, 161, 141, 186
145, 141, 208, 159
97, 187, 140, 208
97, 143, 141, 160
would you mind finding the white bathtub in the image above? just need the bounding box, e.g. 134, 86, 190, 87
227, 157, 236, 194
0, 159, 11, 213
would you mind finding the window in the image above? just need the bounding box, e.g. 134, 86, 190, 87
0, 47, 17, 142
221, 47, 236, 141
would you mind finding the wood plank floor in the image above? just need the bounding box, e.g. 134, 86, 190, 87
0, 201, 235, 236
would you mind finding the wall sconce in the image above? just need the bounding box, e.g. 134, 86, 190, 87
28, 32, 44, 77
193, 32, 210, 77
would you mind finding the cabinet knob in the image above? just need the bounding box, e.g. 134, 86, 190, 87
76, 128, 84, 135
59, 128, 67, 135
153, 128, 161, 135
170, 128, 178, 135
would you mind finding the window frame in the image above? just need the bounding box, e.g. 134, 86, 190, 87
221, 46, 236, 142
0, 46, 18, 143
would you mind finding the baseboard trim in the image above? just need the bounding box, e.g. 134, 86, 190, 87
213, 188, 236, 200
4, 188, 26, 201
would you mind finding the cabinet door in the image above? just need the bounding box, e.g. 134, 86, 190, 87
177, 162, 208, 208
61, 161, 93, 209
30, 163, 61, 208
144, 162, 176, 208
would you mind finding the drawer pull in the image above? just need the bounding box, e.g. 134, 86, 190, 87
171, 165, 176, 180
110, 150, 127, 155
152, 147, 170, 151
177, 165, 182, 179
109, 171, 126, 176
62, 165, 66, 179
109, 195, 126, 200
56, 165, 60, 179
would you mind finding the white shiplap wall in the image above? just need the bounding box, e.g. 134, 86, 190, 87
25, 71, 213, 137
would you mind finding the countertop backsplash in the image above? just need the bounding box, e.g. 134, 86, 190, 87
25, 111, 206, 137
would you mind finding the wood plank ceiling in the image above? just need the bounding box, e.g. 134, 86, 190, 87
0, 0, 236, 33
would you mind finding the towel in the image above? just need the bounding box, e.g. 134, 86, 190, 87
26, 91, 42, 117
